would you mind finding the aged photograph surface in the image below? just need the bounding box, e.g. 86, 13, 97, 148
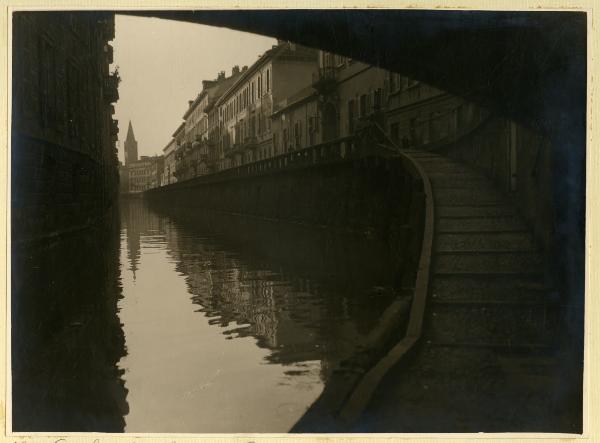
10, 9, 585, 434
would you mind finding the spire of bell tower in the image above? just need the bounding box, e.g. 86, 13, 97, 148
124, 120, 138, 165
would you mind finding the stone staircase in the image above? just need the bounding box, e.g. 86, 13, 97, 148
351, 149, 570, 432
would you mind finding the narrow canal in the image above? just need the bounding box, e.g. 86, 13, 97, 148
118, 198, 401, 432
12, 198, 408, 433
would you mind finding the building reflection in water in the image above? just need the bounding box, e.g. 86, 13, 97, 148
11, 208, 128, 432
116, 198, 402, 432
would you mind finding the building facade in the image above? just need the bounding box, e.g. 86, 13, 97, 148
158, 45, 491, 191
216, 42, 318, 169
127, 156, 164, 193
11, 11, 120, 240
161, 139, 177, 186
173, 70, 241, 181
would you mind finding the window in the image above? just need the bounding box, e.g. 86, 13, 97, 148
258, 75, 262, 97
39, 36, 58, 129
266, 69, 270, 93
67, 62, 80, 138
348, 99, 356, 133
389, 72, 396, 93
308, 116, 316, 145
456, 104, 466, 128
359, 94, 367, 118
374, 89, 382, 110
391, 122, 399, 142
409, 117, 418, 144
294, 122, 301, 149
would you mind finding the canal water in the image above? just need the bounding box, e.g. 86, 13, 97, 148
12, 198, 403, 433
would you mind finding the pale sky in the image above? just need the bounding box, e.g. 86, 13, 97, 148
111, 15, 276, 161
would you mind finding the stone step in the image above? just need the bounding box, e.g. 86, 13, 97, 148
406, 153, 440, 159
434, 251, 545, 274
427, 171, 484, 180
420, 164, 474, 174
430, 274, 551, 302
496, 355, 561, 388
424, 302, 555, 346
436, 216, 527, 233
429, 176, 495, 189
414, 157, 459, 164
435, 232, 536, 252
406, 345, 558, 391
434, 189, 506, 205
436, 205, 516, 218
402, 149, 435, 155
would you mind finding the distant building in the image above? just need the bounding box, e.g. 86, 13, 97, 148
127, 156, 164, 193
124, 121, 138, 165
161, 139, 177, 186
173, 70, 241, 181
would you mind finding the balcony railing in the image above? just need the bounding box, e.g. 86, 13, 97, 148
104, 44, 114, 64
311, 66, 337, 93
110, 119, 119, 137
104, 73, 119, 103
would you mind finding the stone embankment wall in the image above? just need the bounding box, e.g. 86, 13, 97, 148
146, 153, 425, 288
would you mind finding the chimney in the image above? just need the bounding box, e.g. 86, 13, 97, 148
188, 100, 193, 107
202, 80, 216, 90
217, 71, 225, 80
242, 65, 248, 72
232, 65, 240, 76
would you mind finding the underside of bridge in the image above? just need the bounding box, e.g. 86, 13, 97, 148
123, 10, 586, 137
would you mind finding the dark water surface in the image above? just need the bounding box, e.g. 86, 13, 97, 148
13, 198, 402, 432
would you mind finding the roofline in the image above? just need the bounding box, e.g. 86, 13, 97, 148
182, 88, 209, 120
162, 138, 176, 152
172, 121, 186, 137
215, 45, 283, 107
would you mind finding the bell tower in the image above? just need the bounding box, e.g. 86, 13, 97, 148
124, 120, 138, 165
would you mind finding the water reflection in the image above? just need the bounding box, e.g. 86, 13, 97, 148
118, 198, 401, 432
11, 208, 127, 432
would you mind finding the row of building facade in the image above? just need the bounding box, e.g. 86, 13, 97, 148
151, 40, 485, 188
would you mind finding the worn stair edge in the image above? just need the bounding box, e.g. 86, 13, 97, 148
339, 150, 435, 423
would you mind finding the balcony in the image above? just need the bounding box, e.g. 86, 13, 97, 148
243, 136, 258, 149
104, 73, 119, 103
100, 17, 115, 41
104, 44, 114, 64
110, 119, 119, 137
311, 66, 337, 94
225, 143, 242, 157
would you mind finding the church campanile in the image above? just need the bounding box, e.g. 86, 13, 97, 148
124, 121, 138, 165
